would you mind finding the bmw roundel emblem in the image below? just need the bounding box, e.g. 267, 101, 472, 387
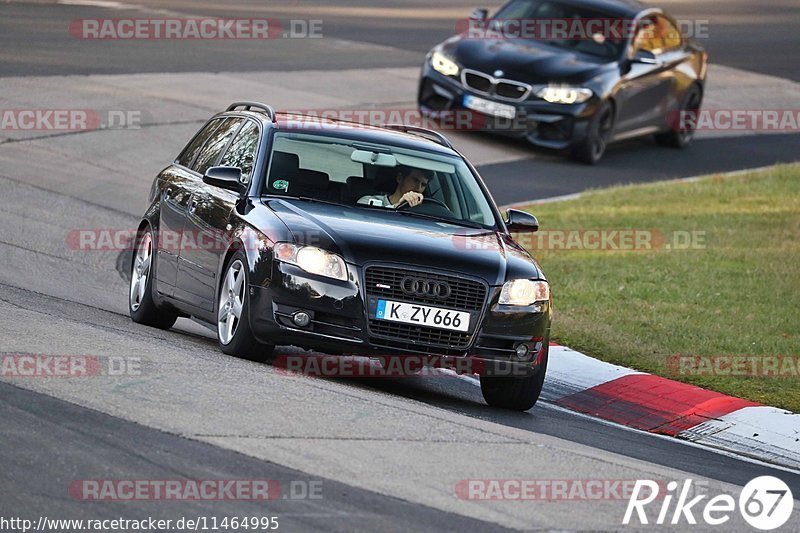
493, 69, 504, 78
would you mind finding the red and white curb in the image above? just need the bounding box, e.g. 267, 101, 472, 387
542, 344, 800, 471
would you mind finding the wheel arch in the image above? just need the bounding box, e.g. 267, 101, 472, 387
215, 225, 272, 302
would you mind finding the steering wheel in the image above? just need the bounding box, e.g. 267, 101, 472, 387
396, 197, 454, 219
396, 197, 450, 210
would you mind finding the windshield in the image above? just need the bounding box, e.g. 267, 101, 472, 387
491, 0, 628, 59
262, 132, 499, 229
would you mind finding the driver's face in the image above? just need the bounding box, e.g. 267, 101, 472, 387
397, 170, 429, 194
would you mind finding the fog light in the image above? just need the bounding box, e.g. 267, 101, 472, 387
292, 312, 311, 327
514, 343, 529, 360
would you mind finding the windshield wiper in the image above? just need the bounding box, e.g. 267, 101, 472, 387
265, 195, 353, 209
392, 209, 485, 229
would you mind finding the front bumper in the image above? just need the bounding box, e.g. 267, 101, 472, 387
418, 63, 596, 150
248, 261, 551, 377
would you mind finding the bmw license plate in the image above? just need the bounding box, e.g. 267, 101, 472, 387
463, 94, 516, 119
375, 299, 470, 332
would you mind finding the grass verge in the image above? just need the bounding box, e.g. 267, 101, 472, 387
519, 163, 800, 412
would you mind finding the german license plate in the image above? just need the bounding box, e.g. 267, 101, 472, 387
375, 299, 470, 332
463, 94, 516, 119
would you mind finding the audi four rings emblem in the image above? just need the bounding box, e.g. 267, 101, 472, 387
400, 277, 451, 299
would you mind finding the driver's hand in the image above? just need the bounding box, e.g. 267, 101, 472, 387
400, 191, 423, 207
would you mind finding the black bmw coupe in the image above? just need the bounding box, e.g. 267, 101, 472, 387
418, 0, 708, 163
129, 102, 552, 410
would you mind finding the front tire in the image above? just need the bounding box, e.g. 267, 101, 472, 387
217, 251, 274, 361
129, 227, 179, 329
571, 100, 614, 165
480, 358, 547, 411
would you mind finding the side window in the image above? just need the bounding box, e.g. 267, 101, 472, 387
633, 16, 661, 54
219, 121, 260, 183
176, 118, 223, 168
658, 15, 683, 51
192, 117, 242, 175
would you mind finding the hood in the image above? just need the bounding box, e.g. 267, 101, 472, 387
265, 199, 541, 286
443, 36, 610, 85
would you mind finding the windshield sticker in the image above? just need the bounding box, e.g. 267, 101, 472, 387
273, 179, 289, 191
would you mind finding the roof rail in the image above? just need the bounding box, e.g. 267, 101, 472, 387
383, 124, 455, 150
226, 101, 277, 122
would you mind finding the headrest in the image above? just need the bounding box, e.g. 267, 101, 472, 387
346, 176, 374, 201
292, 169, 329, 194
270, 151, 299, 179
374, 166, 399, 193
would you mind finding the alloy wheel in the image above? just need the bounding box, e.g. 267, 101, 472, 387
218, 259, 245, 345
129, 231, 152, 312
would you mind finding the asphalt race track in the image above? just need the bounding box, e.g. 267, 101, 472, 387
1, 0, 799, 531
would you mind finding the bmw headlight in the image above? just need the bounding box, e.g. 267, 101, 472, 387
431, 51, 460, 77
499, 279, 550, 306
535, 85, 593, 104
274, 243, 348, 281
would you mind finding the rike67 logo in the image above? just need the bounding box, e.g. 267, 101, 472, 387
623, 476, 794, 530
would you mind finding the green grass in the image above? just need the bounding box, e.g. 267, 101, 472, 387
520, 164, 800, 412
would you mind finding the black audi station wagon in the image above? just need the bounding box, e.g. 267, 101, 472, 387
129, 102, 551, 410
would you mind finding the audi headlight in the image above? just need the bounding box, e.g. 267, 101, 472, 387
535, 85, 593, 104
499, 279, 550, 306
274, 243, 348, 281
431, 51, 460, 77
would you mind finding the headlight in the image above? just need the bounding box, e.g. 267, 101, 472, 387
273, 243, 348, 281
534, 85, 593, 104
431, 51, 460, 77
499, 279, 550, 306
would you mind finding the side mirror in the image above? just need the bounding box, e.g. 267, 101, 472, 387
470, 8, 488, 21
505, 209, 539, 233
203, 166, 244, 194
632, 49, 659, 64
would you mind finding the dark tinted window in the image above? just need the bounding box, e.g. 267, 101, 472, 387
219, 120, 260, 183
192, 118, 242, 175
176, 118, 223, 168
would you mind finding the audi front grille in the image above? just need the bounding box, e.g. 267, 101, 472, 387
364, 266, 488, 352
